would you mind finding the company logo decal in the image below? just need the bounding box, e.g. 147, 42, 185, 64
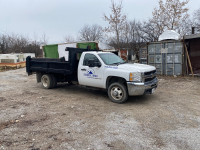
84, 69, 98, 78
87, 69, 94, 75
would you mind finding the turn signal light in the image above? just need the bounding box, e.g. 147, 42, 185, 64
130, 73, 133, 81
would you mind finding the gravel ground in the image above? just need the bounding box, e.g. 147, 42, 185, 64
0, 68, 200, 150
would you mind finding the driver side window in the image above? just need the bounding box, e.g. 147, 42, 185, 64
83, 54, 100, 66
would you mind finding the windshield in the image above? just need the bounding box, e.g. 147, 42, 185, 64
98, 53, 125, 65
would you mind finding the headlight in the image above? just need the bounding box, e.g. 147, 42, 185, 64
129, 72, 142, 82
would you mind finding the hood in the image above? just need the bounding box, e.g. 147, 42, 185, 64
117, 63, 156, 73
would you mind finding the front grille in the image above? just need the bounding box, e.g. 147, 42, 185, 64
144, 70, 156, 76
143, 70, 156, 83
145, 76, 156, 82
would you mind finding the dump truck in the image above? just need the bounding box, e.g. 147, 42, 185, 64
26, 47, 158, 103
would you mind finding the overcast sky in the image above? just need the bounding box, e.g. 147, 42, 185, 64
0, 0, 200, 44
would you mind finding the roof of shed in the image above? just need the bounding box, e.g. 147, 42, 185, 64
184, 33, 200, 40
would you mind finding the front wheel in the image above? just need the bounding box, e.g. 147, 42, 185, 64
108, 82, 128, 103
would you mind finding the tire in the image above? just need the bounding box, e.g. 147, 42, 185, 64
36, 73, 42, 83
108, 82, 128, 103
41, 74, 53, 89
51, 75, 57, 88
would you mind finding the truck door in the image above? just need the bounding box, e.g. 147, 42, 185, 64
78, 53, 104, 88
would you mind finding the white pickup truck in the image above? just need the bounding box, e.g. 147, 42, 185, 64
26, 47, 158, 103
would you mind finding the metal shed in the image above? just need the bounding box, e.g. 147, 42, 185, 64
139, 31, 200, 76
147, 41, 184, 75
184, 33, 200, 75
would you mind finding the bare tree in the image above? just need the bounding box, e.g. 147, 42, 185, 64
103, 0, 127, 49
149, 0, 190, 38
0, 34, 8, 54
40, 33, 48, 45
0, 33, 43, 57
120, 20, 145, 59
193, 8, 200, 33
64, 35, 76, 43
178, 17, 192, 35
139, 20, 163, 42
79, 24, 103, 41
107, 20, 144, 59
0, 34, 28, 53
122, 21, 143, 44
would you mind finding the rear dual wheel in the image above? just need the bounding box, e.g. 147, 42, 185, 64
41, 74, 57, 89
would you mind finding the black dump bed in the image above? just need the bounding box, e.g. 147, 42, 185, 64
26, 47, 97, 77
26, 57, 71, 75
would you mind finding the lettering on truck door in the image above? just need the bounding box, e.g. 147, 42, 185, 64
78, 53, 104, 88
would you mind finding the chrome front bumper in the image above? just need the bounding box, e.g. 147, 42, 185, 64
127, 77, 158, 96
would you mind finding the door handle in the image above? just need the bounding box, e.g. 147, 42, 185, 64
81, 69, 86, 71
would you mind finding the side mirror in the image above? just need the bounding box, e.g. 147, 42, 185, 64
94, 61, 101, 67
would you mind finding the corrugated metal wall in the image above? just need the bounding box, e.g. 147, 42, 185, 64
139, 47, 147, 64
148, 41, 184, 75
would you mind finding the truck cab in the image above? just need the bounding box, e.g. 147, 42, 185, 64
78, 51, 157, 103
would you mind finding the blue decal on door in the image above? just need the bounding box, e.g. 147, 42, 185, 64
88, 70, 94, 75
84, 69, 98, 78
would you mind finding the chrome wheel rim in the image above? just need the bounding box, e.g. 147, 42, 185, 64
42, 76, 48, 87
111, 86, 123, 101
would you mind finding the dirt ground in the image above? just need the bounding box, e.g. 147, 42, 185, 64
0, 68, 200, 150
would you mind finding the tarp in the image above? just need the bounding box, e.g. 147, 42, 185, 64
58, 43, 77, 61
43, 41, 98, 60
43, 44, 59, 58
158, 30, 181, 41
77, 42, 98, 50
